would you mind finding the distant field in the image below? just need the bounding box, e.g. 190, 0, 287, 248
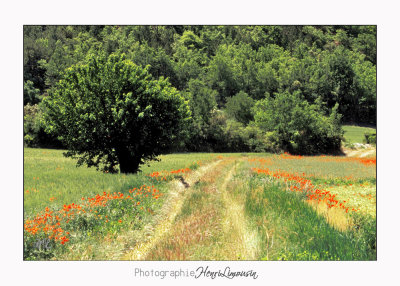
343, 125, 376, 143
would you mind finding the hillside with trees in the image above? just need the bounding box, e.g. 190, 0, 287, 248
24, 25, 376, 158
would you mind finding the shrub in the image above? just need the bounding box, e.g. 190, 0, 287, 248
364, 132, 376, 145
241, 124, 270, 152
205, 110, 229, 152
225, 91, 255, 124
254, 91, 343, 154
223, 119, 248, 151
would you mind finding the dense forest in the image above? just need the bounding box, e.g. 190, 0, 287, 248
24, 25, 376, 154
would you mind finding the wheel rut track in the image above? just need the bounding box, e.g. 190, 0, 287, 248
121, 160, 221, 260
122, 157, 259, 260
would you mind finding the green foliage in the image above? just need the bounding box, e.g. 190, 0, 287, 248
179, 79, 218, 152
172, 34, 208, 90
24, 80, 41, 105
254, 91, 343, 154
351, 213, 376, 256
38, 40, 74, 88
241, 124, 274, 152
24, 26, 49, 93
23, 104, 62, 148
223, 119, 248, 151
225, 91, 255, 124
184, 110, 272, 153
324, 47, 357, 120
24, 25, 376, 153
200, 26, 225, 56
186, 79, 217, 124
42, 53, 191, 174
178, 30, 203, 50
24, 104, 40, 147
207, 44, 242, 105
351, 26, 377, 64
352, 58, 376, 123
364, 132, 376, 145
205, 110, 230, 152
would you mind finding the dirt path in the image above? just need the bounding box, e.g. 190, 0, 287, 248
360, 149, 375, 158
122, 157, 259, 260
343, 146, 376, 158
121, 160, 221, 260
219, 161, 260, 260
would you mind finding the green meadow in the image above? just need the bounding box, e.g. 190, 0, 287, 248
24, 148, 218, 216
343, 125, 376, 144
24, 148, 376, 261
239, 156, 376, 260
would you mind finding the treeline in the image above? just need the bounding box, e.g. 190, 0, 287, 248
24, 25, 376, 154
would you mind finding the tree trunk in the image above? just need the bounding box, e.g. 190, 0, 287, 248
116, 148, 141, 174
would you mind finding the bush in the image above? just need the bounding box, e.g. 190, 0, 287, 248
240, 124, 272, 152
364, 132, 376, 145
225, 91, 254, 124
184, 110, 260, 153
205, 110, 230, 152
223, 119, 248, 151
254, 91, 343, 154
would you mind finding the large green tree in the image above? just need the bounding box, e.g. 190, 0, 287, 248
42, 53, 191, 173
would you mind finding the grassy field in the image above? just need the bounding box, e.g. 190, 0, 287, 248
23, 148, 237, 259
244, 153, 376, 260
24, 148, 376, 261
343, 125, 376, 143
24, 148, 231, 216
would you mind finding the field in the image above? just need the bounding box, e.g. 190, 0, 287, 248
24, 148, 376, 260
343, 125, 376, 143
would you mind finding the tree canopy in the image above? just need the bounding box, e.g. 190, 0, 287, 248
42, 53, 191, 173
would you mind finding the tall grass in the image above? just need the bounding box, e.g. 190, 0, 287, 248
23, 148, 218, 260
24, 148, 217, 216
238, 160, 376, 260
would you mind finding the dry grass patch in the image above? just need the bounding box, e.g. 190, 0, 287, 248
306, 200, 352, 232
145, 208, 220, 260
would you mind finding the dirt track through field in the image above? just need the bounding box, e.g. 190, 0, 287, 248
122, 157, 259, 260
219, 162, 260, 260
121, 160, 221, 260
343, 147, 376, 158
